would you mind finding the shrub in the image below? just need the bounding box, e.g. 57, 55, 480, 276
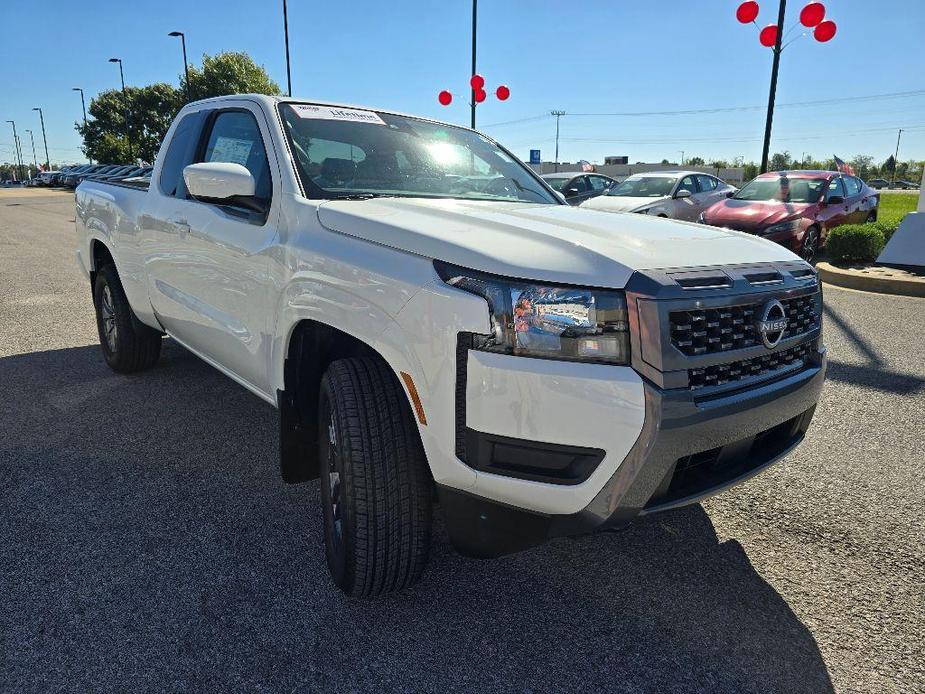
826, 224, 885, 264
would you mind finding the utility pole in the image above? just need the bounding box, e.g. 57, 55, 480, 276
32, 108, 50, 171
282, 0, 292, 96
760, 0, 787, 173
551, 110, 565, 172
73, 87, 92, 164
25, 129, 38, 171
6, 120, 25, 181
890, 128, 903, 188
470, 0, 478, 129
679, 151, 685, 166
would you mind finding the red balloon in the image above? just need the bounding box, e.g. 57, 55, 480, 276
474, 88, 487, 103
438, 90, 452, 106
759, 24, 778, 47
470, 74, 485, 90
813, 19, 836, 42
736, 1, 759, 23
799, 2, 825, 27
495, 85, 510, 101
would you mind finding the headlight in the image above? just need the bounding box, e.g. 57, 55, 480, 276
435, 261, 630, 364
763, 220, 801, 235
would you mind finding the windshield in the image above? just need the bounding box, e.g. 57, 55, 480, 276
279, 103, 557, 204
734, 177, 827, 203
607, 176, 676, 198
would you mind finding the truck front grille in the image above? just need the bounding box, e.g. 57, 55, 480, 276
669, 294, 819, 356
688, 341, 813, 390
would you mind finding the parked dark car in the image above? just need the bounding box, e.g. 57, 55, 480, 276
867, 178, 889, 189
893, 180, 918, 190
540, 171, 617, 205
701, 170, 880, 262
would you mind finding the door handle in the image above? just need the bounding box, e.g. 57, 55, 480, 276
172, 218, 191, 234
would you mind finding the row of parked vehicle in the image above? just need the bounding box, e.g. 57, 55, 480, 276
541, 167, 880, 263
34, 163, 152, 189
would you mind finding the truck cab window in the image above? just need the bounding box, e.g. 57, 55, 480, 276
158, 112, 204, 198
201, 111, 272, 204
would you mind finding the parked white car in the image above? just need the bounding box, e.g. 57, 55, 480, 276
75, 95, 825, 596
580, 170, 736, 221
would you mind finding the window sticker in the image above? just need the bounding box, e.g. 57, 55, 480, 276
210, 136, 253, 166
291, 104, 386, 126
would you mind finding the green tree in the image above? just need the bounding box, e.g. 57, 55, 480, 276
883, 155, 896, 175
77, 83, 181, 163
769, 151, 792, 172
849, 154, 874, 180
686, 156, 705, 166
182, 51, 281, 101
743, 162, 759, 180
709, 159, 729, 170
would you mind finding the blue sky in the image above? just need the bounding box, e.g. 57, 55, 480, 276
2, 0, 924, 167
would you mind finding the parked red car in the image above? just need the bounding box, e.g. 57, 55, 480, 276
700, 170, 880, 262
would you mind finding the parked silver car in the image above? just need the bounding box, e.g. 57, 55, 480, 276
580, 170, 735, 221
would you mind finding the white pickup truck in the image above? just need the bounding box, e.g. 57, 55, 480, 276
76, 95, 826, 596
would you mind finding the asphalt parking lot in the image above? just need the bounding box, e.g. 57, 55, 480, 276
1, 188, 923, 693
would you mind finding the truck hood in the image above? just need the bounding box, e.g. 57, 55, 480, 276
703, 199, 814, 232
316, 198, 799, 288
580, 195, 667, 213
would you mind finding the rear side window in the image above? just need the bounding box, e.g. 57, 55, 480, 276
696, 175, 718, 192
843, 177, 862, 196
200, 110, 272, 204
158, 111, 205, 198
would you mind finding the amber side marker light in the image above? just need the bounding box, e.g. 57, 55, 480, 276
399, 371, 427, 426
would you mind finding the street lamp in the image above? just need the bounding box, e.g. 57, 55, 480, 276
25, 129, 38, 170
31, 107, 50, 171
6, 120, 25, 181
73, 87, 92, 164
282, 0, 292, 96
109, 58, 134, 161
168, 32, 191, 103
890, 129, 903, 188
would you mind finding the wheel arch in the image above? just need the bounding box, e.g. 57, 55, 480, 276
277, 318, 430, 485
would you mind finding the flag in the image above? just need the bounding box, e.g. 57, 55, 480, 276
833, 155, 854, 176
579, 160, 593, 172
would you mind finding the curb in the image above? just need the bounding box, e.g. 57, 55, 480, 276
817, 262, 925, 298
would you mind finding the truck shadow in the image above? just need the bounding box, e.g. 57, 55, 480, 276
0, 341, 833, 693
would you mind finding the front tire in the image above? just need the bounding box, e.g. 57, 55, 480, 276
319, 357, 432, 597
800, 226, 820, 264
93, 264, 161, 373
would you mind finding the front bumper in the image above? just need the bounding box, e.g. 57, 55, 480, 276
439, 345, 825, 557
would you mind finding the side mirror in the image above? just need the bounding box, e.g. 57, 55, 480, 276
826, 195, 845, 206
726, 190, 736, 198
552, 190, 567, 203
566, 187, 580, 196
674, 189, 692, 199
183, 162, 262, 211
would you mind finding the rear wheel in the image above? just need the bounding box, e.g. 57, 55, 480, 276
800, 226, 820, 264
93, 264, 161, 373
865, 211, 877, 223
318, 357, 432, 596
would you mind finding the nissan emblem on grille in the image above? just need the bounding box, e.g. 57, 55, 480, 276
757, 299, 788, 348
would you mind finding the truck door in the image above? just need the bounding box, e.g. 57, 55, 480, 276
144, 102, 280, 396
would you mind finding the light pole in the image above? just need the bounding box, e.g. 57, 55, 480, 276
25, 129, 38, 171
73, 87, 92, 164
109, 58, 134, 161
551, 110, 565, 172
759, 0, 787, 174
470, 0, 478, 129
32, 107, 50, 171
168, 32, 191, 103
679, 151, 685, 166
890, 128, 903, 188
282, 0, 292, 96
6, 120, 25, 181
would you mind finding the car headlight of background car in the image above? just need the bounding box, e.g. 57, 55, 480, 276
762, 220, 802, 236
435, 261, 630, 364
